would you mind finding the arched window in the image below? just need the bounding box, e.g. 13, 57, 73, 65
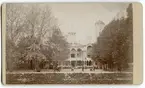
71, 48, 76, 58
87, 46, 92, 58
77, 48, 82, 57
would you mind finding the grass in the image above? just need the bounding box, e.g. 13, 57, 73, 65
6, 72, 133, 84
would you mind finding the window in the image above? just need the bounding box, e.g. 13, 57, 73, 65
87, 55, 91, 58
89, 61, 92, 66
71, 54, 75, 58
77, 54, 79, 57
86, 61, 92, 66
77, 48, 82, 57
77, 61, 82, 66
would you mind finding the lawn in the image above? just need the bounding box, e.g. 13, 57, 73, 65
6, 72, 133, 84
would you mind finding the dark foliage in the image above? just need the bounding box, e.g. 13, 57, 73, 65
92, 4, 133, 70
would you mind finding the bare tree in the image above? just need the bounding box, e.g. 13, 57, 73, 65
6, 4, 28, 43
6, 4, 57, 71
6, 4, 29, 71
6, 4, 57, 45
24, 4, 57, 44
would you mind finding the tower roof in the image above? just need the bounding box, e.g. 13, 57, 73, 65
95, 20, 105, 25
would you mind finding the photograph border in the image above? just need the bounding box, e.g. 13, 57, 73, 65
1, 2, 143, 85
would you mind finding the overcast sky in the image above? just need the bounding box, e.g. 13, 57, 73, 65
49, 3, 129, 44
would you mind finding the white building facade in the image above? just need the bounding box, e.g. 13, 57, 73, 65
61, 42, 94, 68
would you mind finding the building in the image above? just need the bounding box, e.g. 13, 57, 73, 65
59, 31, 94, 68
59, 20, 105, 69
61, 42, 94, 68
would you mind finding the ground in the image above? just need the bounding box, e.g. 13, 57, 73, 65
6, 68, 133, 84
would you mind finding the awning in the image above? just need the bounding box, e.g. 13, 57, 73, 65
65, 57, 93, 61
85, 58, 93, 61
66, 58, 83, 61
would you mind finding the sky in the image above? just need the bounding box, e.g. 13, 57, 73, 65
49, 3, 129, 44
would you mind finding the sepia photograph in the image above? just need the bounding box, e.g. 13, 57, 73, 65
3, 3, 134, 84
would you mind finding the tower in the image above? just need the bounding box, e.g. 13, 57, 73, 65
67, 32, 76, 45
95, 20, 105, 36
